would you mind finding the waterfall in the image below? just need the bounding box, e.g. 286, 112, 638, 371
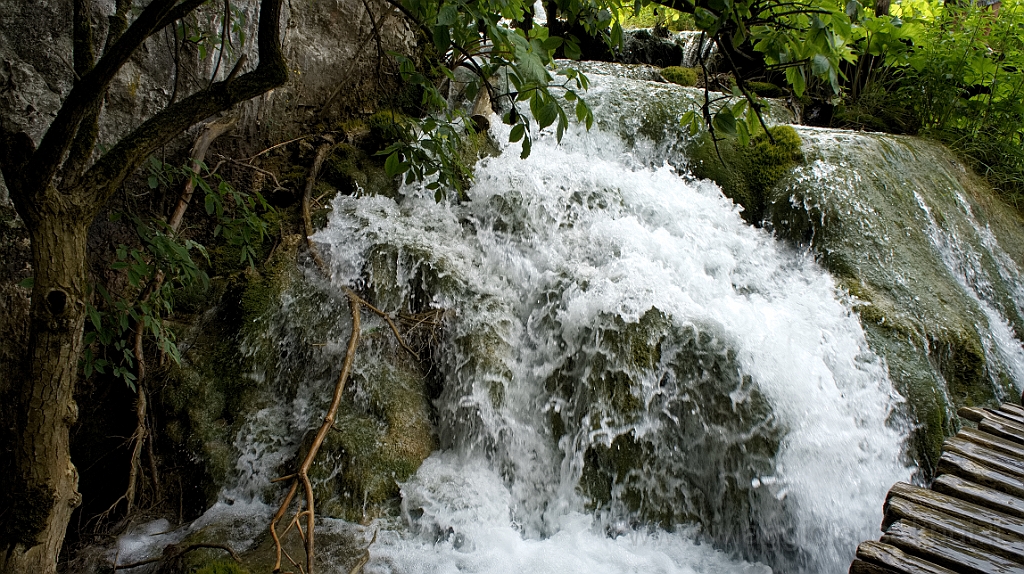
112, 65, 1024, 574
307, 71, 912, 573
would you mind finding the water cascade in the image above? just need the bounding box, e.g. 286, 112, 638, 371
115, 66, 1024, 574
313, 69, 910, 573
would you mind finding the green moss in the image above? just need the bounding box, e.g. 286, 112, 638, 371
306, 333, 436, 522
367, 110, 412, 152
745, 81, 785, 98
561, 310, 784, 551
156, 237, 302, 512
689, 125, 804, 224
660, 66, 698, 87
759, 130, 1024, 476
195, 560, 249, 574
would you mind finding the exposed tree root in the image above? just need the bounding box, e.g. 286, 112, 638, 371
104, 116, 237, 525
270, 292, 361, 574
269, 144, 430, 573
303, 139, 336, 274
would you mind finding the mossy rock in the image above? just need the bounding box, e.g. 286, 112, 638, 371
305, 329, 436, 523
547, 307, 786, 562
689, 125, 804, 225
366, 110, 412, 152
318, 143, 399, 201
660, 66, 698, 87
745, 81, 785, 98
765, 129, 1020, 476
156, 237, 302, 515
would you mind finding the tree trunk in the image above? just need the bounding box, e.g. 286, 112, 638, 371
2, 196, 88, 574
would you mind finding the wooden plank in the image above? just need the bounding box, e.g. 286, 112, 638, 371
932, 474, 1024, 520
887, 481, 1024, 538
880, 520, 1024, 574
954, 405, 1024, 431
980, 417, 1024, 446
854, 541, 957, 574
883, 497, 1024, 562
990, 407, 1024, 426
960, 406, 1024, 444
979, 419, 1024, 446
936, 451, 1024, 498
945, 436, 1024, 479
850, 558, 904, 574
1001, 403, 1024, 418
960, 427, 1024, 460
960, 406, 988, 423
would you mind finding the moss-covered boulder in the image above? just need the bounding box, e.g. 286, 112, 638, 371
660, 66, 699, 87
688, 125, 804, 225
549, 308, 790, 565
305, 338, 437, 522
765, 130, 1024, 474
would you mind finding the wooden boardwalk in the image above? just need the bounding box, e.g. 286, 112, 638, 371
850, 402, 1024, 574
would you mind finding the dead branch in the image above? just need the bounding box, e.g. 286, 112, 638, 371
345, 289, 419, 360
270, 292, 361, 574
113, 542, 240, 570
246, 135, 312, 163
215, 153, 287, 191
303, 140, 336, 275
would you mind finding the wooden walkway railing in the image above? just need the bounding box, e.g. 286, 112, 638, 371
850, 402, 1024, 574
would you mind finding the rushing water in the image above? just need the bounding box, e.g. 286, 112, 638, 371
306, 72, 914, 573
109, 69, 939, 574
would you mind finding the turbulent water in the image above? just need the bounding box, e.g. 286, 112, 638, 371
307, 72, 914, 573
110, 70, 939, 574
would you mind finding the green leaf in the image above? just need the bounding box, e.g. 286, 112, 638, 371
520, 135, 532, 159
433, 25, 451, 53
437, 4, 458, 26
811, 54, 830, 75
18, 276, 33, 289
537, 102, 559, 129
510, 123, 527, 142
385, 152, 402, 177
786, 66, 807, 97
564, 36, 582, 60
542, 36, 563, 51
712, 109, 737, 136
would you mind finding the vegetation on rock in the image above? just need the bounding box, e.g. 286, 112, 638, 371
660, 66, 699, 86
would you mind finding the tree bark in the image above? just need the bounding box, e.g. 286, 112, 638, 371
2, 194, 89, 574
0, 1, 287, 572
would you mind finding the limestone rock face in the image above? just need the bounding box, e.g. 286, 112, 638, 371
0, 0, 415, 203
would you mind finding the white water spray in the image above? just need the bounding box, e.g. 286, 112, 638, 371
312, 72, 912, 573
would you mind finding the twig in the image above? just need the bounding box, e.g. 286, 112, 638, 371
247, 135, 312, 163
348, 529, 377, 574
215, 153, 287, 190
303, 140, 336, 274
345, 289, 419, 360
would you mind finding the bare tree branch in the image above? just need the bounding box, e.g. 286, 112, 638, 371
75, 0, 288, 213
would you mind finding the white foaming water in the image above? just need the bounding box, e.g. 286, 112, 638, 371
314, 73, 912, 574
914, 191, 1024, 394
